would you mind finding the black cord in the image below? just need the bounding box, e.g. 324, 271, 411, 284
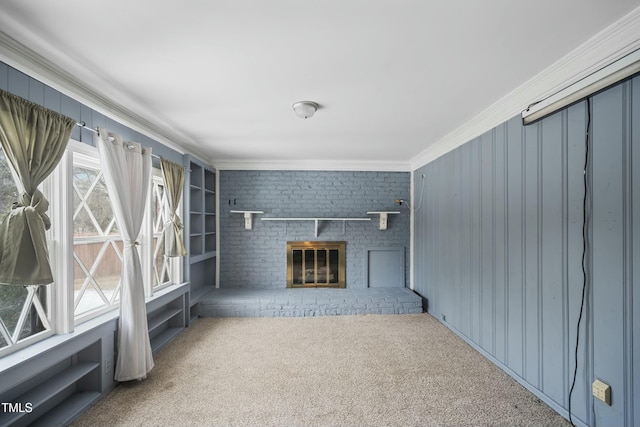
568, 97, 591, 427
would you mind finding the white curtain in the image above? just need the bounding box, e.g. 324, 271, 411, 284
96, 128, 154, 381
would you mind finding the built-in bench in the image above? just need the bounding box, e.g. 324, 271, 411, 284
198, 287, 423, 317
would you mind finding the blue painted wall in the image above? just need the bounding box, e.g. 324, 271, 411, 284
0, 60, 191, 423
219, 170, 410, 289
0, 61, 183, 165
413, 76, 640, 426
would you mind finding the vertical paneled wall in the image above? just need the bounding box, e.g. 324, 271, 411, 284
413, 76, 639, 427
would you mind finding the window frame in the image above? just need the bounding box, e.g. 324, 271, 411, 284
143, 170, 183, 296
1, 138, 184, 357
53, 139, 183, 329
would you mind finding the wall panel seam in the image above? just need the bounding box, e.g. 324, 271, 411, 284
622, 81, 633, 427
561, 109, 569, 408
538, 122, 544, 390
521, 124, 527, 374
492, 129, 497, 356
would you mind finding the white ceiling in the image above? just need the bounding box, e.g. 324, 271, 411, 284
1, 1, 639, 169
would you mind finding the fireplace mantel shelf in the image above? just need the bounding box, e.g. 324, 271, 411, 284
261, 217, 371, 237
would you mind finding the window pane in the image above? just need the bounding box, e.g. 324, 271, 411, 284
73, 162, 121, 319
0, 285, 50, 347
0, 150, 50, 353
73, 166, 117, 236
0, 285, 28, 336
0, 148, 17, 211
86, 179, 115, 234
152, 180, 173, 290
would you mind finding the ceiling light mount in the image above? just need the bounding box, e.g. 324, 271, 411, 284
292, 101, 319, 119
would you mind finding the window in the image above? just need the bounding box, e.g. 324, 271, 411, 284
151, 174, 175, 291
68, 142, 182, 324
0, 148, 53, 356
1, 138, 184, 357
72, 154, 122, 321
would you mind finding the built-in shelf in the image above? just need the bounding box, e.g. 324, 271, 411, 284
366, 211, 401, 230
147, 307, 182, 334
230, 210, 264, 230
261, 217, 371, 237
150, 328, 183, 353
188, 286, 213, 322
1, 362, 100, 427
29, 391, 101, 427
147, 287, 187, 353
0, 339, 102, 427
185, 155, 217, 317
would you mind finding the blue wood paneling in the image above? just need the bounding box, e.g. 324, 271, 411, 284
523, 121, 540, 388
413, 75, 639, 427
470, 138, 482, 342
565, 101, 592, 424
632, 78, 640, 427
493, 123, 507, 364
43, 85, 60, 112
540, 111, 565, 405
480, 131, 494, 353
61, 94, 82, 141
7, 68, 29, 98
592, 83, 627, 427
28, 78, 45, 105
0, 62, 8, 89
506, 116, 524, 377
459, 143, 472, 337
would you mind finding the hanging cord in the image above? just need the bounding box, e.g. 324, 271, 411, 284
397, 173, 426, 211
568, 97, 591, 427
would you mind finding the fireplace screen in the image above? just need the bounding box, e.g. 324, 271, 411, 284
287, 241, 346, 288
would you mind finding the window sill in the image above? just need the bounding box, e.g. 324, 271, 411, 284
0, 282, 189, 373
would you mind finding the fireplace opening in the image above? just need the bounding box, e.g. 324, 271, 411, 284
287, 241, 345, 288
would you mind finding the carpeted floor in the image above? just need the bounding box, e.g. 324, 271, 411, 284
72, 313, 570, 427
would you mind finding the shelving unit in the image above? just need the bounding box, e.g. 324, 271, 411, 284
184, 155, 217, 323
147, 286, 187, 353
0, 339, 103, 427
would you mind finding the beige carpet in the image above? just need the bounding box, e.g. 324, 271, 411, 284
72, 314, 570, 427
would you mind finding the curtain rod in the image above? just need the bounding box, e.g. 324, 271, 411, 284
76, 122, 161, 159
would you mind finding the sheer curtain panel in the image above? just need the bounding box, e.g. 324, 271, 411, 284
160, 158, 187, 257
0, 89, 75, 285
96, 128, 154, 381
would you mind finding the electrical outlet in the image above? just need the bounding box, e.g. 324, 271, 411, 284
592, 379, 611, 405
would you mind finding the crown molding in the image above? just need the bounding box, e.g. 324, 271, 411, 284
410, 5, 640, 171
213, 159, 411, 172
0, 29, 205, 158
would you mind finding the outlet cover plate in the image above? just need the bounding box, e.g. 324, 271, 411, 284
592, 379, 611, 405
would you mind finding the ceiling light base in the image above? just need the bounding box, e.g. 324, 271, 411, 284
292, 101, 319, 119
